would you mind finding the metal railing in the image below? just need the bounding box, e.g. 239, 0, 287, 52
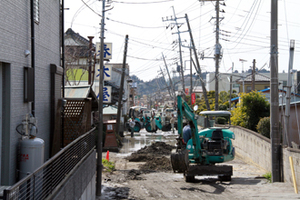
3, 127, 96, 200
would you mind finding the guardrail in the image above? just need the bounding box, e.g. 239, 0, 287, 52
3, 127, 96, 200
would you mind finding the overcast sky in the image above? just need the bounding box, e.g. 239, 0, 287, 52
64, 0, 300, 82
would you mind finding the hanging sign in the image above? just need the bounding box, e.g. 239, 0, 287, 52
96, 42, 112, 60
191, 93, 196, 105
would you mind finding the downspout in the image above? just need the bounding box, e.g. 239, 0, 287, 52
61, 0, 65, 148
62, 0, 65, 98
30, 0, 35, 117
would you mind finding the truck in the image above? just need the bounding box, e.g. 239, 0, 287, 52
170, 95, 235, 182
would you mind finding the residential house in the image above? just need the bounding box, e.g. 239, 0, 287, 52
235, 73, 270, 93
206, 71, 299, 94
0, 1, 61, 185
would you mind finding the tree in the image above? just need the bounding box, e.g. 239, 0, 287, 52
231, 91, 270, 131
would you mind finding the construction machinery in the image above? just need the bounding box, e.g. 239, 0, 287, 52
127, 106, 175, 133
170, 96, 235, 182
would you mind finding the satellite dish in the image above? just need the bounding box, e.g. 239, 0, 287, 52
193, 105, 198, 111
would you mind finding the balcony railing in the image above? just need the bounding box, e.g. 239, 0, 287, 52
2, 127, 96, 200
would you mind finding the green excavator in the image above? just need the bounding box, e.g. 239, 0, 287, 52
170, 96, 235, 182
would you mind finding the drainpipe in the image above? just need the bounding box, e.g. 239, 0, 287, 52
62, 0, 65, 98
61, 0, 65, 148
30, 0, 35, 117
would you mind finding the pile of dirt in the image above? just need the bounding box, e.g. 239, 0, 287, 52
126, 141, 175, 162
139, 156, 172, 171
126, 142, 175, 171
134, 141, 175, 155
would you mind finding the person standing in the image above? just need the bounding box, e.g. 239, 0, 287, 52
170, 114, 175, 134
128, 118, 135, 137
183, 121, 192, 143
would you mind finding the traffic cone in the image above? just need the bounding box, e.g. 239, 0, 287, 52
106, 150, 109, 161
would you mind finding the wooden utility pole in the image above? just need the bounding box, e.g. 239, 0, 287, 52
116, 35, 129, 139
185, 14, 210, 110
88, 36, 94, 85
270, 0, 282, 183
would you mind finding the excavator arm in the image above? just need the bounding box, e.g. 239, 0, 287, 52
177, 96, 201, 160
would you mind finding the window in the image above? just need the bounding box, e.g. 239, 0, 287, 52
34, 0, 39, 23
246, 86, 251, 93
282, 81, 287, 87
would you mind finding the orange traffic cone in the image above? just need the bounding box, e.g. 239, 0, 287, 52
106, 150, 109, 161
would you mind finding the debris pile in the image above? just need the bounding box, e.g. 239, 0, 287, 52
126, 142, 175, 171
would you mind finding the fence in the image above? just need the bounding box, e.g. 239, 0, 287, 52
2, 128, 96, 200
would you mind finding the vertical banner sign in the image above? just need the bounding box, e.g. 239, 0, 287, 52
185, 88, 189, 95
96, 42, 112, 60
96, 86, 111, 103
191, 93, 196, 105
95, 64, 112, 81
102, 86, 111, 103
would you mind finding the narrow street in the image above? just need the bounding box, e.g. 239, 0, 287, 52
98, 129, 299, 200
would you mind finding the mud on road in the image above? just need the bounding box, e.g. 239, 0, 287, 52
99, 142, 299, 200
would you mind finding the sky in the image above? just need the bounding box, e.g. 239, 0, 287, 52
64, 0, 300, 82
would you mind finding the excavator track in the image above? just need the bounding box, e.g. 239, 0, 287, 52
170, 149, 189, 173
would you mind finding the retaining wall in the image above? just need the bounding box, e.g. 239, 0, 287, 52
230, 126, 300, 189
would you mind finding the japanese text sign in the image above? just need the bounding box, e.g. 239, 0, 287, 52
96, 42, 112, 60
95, 64, 112, 81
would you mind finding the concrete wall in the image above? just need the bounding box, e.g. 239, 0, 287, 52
230, 126, 300, 189
52, 150, 96, 200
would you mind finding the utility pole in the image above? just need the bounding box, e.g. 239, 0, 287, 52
284, 40, 295, 147
159, 67, 173, 98
88, 36, 94, 85
270, 0, 282, 183
252, 59, 256, 91
229, 62, 233, 110
214, 0, 220, 111
162, 53, 175, 99
200, 0, 224, 110
116, 35, 129, 140
96, 0, 106, 196
162, 7, 185, 94
185, 14, 210, 110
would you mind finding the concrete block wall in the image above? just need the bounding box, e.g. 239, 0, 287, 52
230, 126, 300, 189
282, 148, 300, 189
230, 126, 271, 172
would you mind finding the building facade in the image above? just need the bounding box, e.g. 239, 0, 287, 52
0, 1, 61, 185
